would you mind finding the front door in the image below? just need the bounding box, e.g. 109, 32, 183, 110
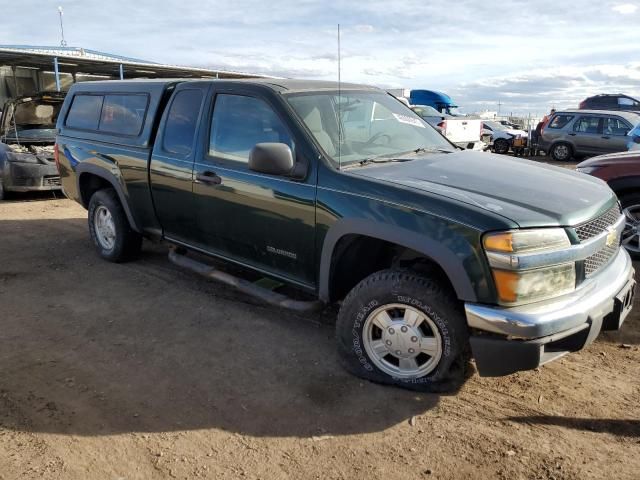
191, 90, 317, 287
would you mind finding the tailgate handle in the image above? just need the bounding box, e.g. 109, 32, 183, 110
601, 135, 611, 139
196, 171, 222, 185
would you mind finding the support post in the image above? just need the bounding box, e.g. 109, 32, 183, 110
53, 57, 61, 92
119, 64, 124, 80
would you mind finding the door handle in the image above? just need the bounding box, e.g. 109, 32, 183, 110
196, 171, 222, 185
568, 133, 576, 136
602, 136, 611, 139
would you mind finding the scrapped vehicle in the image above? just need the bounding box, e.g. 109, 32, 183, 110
0, 92, 65, 199
481, 121, 528, 155
540, 109, 640, 161
56, 79, 635, 392
577, 151, 640, 258
580, 94, 640, 112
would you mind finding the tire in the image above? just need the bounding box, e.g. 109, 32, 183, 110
336, 269, 470, 393
87, 188, 142, 262
493, 138, 510, 155
550, 142, 572, 161
619, 192, 640, 259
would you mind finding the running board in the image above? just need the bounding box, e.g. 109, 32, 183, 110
168, 248, 324, 313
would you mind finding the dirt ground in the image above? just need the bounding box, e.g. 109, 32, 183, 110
0, 192, 639, 480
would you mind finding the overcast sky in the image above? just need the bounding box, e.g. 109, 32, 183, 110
2, 1, 640, 115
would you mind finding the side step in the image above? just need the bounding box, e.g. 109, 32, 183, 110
168, 248, 325, 313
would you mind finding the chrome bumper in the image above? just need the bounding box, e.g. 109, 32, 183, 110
465, 248, 634, 339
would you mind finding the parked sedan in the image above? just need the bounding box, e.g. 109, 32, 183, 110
540, 109, 640, 161
576, 151, 640, 257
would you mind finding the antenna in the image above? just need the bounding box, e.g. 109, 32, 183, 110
58, 6, 67, 47
337, 23, 342, 170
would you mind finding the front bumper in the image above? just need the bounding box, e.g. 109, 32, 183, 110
2, 161, 61, 191
465, 249, 635, 376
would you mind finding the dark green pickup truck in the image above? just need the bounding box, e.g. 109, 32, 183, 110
55, 79, 635, 392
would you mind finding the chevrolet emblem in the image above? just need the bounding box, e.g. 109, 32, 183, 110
605, 226, 617, 247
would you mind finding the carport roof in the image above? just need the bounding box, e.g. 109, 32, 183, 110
0, 45, 268, 79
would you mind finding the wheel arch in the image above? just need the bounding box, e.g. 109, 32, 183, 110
76, 163, 141, 233
608, 176, 640, 198
318, 219, 477, 303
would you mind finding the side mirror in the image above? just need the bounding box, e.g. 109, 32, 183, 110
249, 143, 294, 176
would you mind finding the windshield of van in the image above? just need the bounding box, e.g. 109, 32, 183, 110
286, 91, 454, 167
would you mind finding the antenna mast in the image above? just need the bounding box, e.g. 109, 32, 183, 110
337, 23, 342, 169
58, 6, 67, 47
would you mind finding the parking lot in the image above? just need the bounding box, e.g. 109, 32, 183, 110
0, 182, 639, 480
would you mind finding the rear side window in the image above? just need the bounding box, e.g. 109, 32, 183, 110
574, 116, 602, 134
209, 94, 293, 163
65, 93, 148, 136
162, 89, 204, 155
65, 95, 103, 130
99, 94, 148, 135
548, 115, 573, 129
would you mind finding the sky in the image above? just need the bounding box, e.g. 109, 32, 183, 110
2, 0, 640, 115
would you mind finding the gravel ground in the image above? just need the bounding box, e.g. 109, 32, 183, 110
0, 189, 638, 480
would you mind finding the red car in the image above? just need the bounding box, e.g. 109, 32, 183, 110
576, 151, 640, 257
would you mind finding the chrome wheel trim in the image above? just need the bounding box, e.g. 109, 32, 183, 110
94, 205, 116, 251
363, 303, 443, 379
622, 205, 640, 253
553, 144, 569, 160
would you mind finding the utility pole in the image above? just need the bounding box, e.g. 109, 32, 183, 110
497, 100, 502, 116
58, 6, 67, 47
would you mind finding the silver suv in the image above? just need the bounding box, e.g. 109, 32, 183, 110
541, 109, 640, 161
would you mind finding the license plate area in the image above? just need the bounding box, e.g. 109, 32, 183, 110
604, 279, 636, 330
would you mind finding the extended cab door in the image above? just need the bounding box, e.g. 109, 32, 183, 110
191, 87, 317, 288
149, 83, 210, 243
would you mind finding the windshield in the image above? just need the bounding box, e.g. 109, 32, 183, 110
286, 91, 453, 167
1, 97, 63, 141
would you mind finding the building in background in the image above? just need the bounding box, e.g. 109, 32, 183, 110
0, 45, 266, 106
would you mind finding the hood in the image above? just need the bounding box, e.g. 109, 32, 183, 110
577, 150, 640, 168
352, 150, 616, 228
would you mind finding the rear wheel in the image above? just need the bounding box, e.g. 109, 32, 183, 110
493, 138, 510, 155
550, 142, 572, 161
88, 188, 142, 262
620, 192, 640, 259
336, 270, 470, 393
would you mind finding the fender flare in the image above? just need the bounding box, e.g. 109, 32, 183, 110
607, 176, 640, 196
318, 218, 478, 303
75, 163, 141, 233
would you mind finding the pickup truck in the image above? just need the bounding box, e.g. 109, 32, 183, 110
55, 79, 635, 393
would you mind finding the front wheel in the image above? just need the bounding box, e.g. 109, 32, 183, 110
88, 188, 142, 262
493, 138, 510, 155
336, 270, 470, 392
550, 142, 572, 161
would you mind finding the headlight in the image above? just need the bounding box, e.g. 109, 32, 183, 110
483, 229, 576, 305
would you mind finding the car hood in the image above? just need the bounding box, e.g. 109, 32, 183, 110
577, 150, 640, 167
352, 150, 616, 228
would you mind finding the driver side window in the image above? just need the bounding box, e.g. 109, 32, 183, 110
209, 94, 294, 164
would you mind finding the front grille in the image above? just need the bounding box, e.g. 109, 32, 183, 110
575, 205, 621, 241
574, 205, 622, 277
